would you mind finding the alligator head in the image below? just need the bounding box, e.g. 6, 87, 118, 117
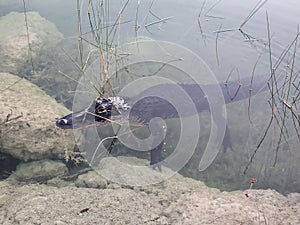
56, 97, 130, 129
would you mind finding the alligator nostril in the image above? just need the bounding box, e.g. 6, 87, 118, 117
58, 119, 68, 125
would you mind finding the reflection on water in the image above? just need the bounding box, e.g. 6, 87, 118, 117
0, 0, 299, 194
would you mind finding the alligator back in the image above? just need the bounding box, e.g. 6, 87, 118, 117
126, 76, 269, 123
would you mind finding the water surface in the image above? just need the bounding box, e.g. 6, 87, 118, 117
1, 0, 299, 193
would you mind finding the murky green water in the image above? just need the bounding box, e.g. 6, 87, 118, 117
1, 0, 299, 194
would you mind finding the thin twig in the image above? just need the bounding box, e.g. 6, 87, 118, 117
224, 68, 242, 101
244, 11, 274, 174
0, 78, 24, 92
273, 27, 300, 166
77, 0, 84, 68
135, 0, 141, 38
107, 0, 130, 41
214, 0, 267, 44
204, 0, 223, 18
239, 0, 268, 29
266, 11, 275, 118
243, 116, 273, 174
22, 0, 35, 73
248, 55, 261, 124
215, 24, 222, 66
90, 135, 118, 164
197, 0, 207, 46
145, 16, 173, 28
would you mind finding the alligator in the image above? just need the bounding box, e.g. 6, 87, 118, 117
56, 76, 269, 167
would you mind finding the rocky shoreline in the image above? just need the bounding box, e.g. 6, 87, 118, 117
1, 173, 299, 225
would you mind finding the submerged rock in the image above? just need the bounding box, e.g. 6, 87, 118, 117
75, 171, 108, 189
8, 159, 68, 183
0, 11, 63, 74
0, 11, 81, 109
0, 72, 75, 161
18, 38, 82, 109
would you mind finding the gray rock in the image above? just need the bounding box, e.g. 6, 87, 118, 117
0, 11, 82, 108
47, 177, 72, 188
0, 171, 299, 225
0, 72, 75, 161
0, 11, 63, 74
19, 38, 82, 109
158, 189, 300, 225
75, 171, 108, 189
96, 156, 176, 187
8, 159, 68, 183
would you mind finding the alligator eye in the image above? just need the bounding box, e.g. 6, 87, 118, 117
96, 109, 107, 114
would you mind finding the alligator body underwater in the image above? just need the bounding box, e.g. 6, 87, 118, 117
56, 76, 268, 166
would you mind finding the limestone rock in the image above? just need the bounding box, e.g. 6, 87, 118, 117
158, 189, 300, 225
0, 11, 63, 74
75, 171, 108, 189
8, 159, 68, 183
0, 171, 299, 225
96, 156, 175, 187
0, 72, 75, 161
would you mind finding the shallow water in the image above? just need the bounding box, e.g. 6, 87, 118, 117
1, 0, 299, 193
